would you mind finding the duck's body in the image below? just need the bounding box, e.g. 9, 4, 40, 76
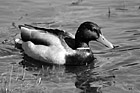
22, 42, 67, 65
16, 21, 114, 65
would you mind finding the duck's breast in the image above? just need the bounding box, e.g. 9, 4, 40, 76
65, 50, 95, 65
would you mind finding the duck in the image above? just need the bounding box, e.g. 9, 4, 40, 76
15, 21, 114, 65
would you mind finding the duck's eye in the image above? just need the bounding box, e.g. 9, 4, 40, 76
91, 28, 98, 32
91, 26, 97, 30
92, 27, 101, 31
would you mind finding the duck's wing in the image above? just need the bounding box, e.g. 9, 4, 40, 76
23, 24, 73, 38
19, 24, 76, 49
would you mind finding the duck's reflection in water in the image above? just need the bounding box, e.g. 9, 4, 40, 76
19, 54, 115, 93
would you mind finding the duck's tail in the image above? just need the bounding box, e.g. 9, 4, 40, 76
18, 25, 33, 41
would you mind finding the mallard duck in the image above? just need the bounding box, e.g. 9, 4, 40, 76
15, 21, 114, 65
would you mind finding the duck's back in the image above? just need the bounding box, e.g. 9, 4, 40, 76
19, 24, 76, 49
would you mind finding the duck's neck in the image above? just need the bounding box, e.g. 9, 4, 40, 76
75, 39, 89, 49
74, 29, 89, 49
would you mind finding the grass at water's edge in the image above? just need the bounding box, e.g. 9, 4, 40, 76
0, 64, 78, 93
0, 65, 41, 93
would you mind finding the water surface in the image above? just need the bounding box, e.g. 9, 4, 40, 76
0, 0, 140, 93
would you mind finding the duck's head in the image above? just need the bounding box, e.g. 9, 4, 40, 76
75, 21, 114, 49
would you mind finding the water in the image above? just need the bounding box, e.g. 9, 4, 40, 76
0, 0, 140, 93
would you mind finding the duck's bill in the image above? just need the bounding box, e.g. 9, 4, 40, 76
97, 34, 114, 48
